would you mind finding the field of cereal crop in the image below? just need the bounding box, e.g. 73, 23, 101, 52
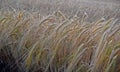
0, 0, 120, 72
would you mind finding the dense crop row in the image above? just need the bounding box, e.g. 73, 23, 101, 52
0, 11, 120, 72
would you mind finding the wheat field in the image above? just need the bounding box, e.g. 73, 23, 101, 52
0, 0, 120, 72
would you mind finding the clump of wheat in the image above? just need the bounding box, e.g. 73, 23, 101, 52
0, 10, 120, 72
